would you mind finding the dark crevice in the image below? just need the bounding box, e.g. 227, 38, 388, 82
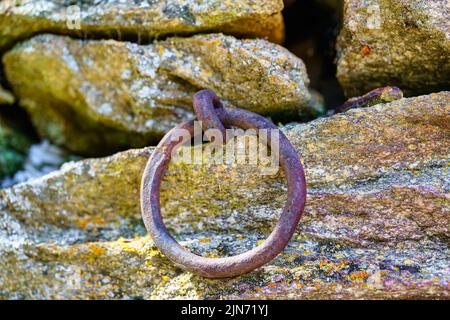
283, 0, 345, 110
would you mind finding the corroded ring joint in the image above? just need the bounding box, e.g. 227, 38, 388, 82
193, 89, 227, 142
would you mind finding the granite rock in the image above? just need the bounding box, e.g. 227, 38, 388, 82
337, 0, 450, 97
3, 33, 322, 156
0, 92, 448, 299
0, 0, 285, 52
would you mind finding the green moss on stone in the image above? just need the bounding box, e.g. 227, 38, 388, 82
0, 116, 31, 178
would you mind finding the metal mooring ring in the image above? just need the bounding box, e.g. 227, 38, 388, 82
140, 90, 307, 278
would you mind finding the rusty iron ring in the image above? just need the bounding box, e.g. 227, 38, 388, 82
141, 90, 307, 278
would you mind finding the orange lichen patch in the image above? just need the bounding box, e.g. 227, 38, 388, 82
361, 45, 372, 56
266, 282, 277, 289
76, 216, 107, 230
348, 270, 371, 282
254, 286, 263, 292
199, 237, 212, 244
318, 259, 350, 275
86, 244, 107, 263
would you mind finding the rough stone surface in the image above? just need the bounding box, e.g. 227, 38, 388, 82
0, 92, 448, 299
0, 0, 285, 52
0, 115, 32, 179
337, 0, 450, 97
3, 33, 321, 156
0, 85, 14, 105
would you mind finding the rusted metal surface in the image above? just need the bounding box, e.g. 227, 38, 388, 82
140, 89, 307, 278
193, 90, 228, 141
336, 86, 403, 113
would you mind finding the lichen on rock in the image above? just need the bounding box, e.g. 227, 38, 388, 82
337, 0, 450, 97
0, 0, 285, 52
0, 92, 448, 299
3, 33, 321, 156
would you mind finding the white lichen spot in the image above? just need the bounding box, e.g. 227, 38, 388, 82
137, 86, 152, 99
144, 119, 155, 128
98, 103, 113, 115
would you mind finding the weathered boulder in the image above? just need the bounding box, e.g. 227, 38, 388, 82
337, 0, 450, 97
3, 33, 321, 156
0, 115, 32, 179
0, 0, 284, 52
0, 85, 14, 105
0, 92, 448, 299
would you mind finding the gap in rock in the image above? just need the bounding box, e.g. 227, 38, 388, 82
0, 54, 75, 189
283, 0, 345, 110
0, 100, 76, 189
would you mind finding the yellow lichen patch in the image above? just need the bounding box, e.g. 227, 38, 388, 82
403, 259, 414, 265
286, 253, 300, 264
85, 244, 107, 263
111, 237, 150, 255
256, 240, 266, 246
348, 271, 371, 282
205, 252, 220, 258
334, 253, 345, 259
198, 237, 212, 244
